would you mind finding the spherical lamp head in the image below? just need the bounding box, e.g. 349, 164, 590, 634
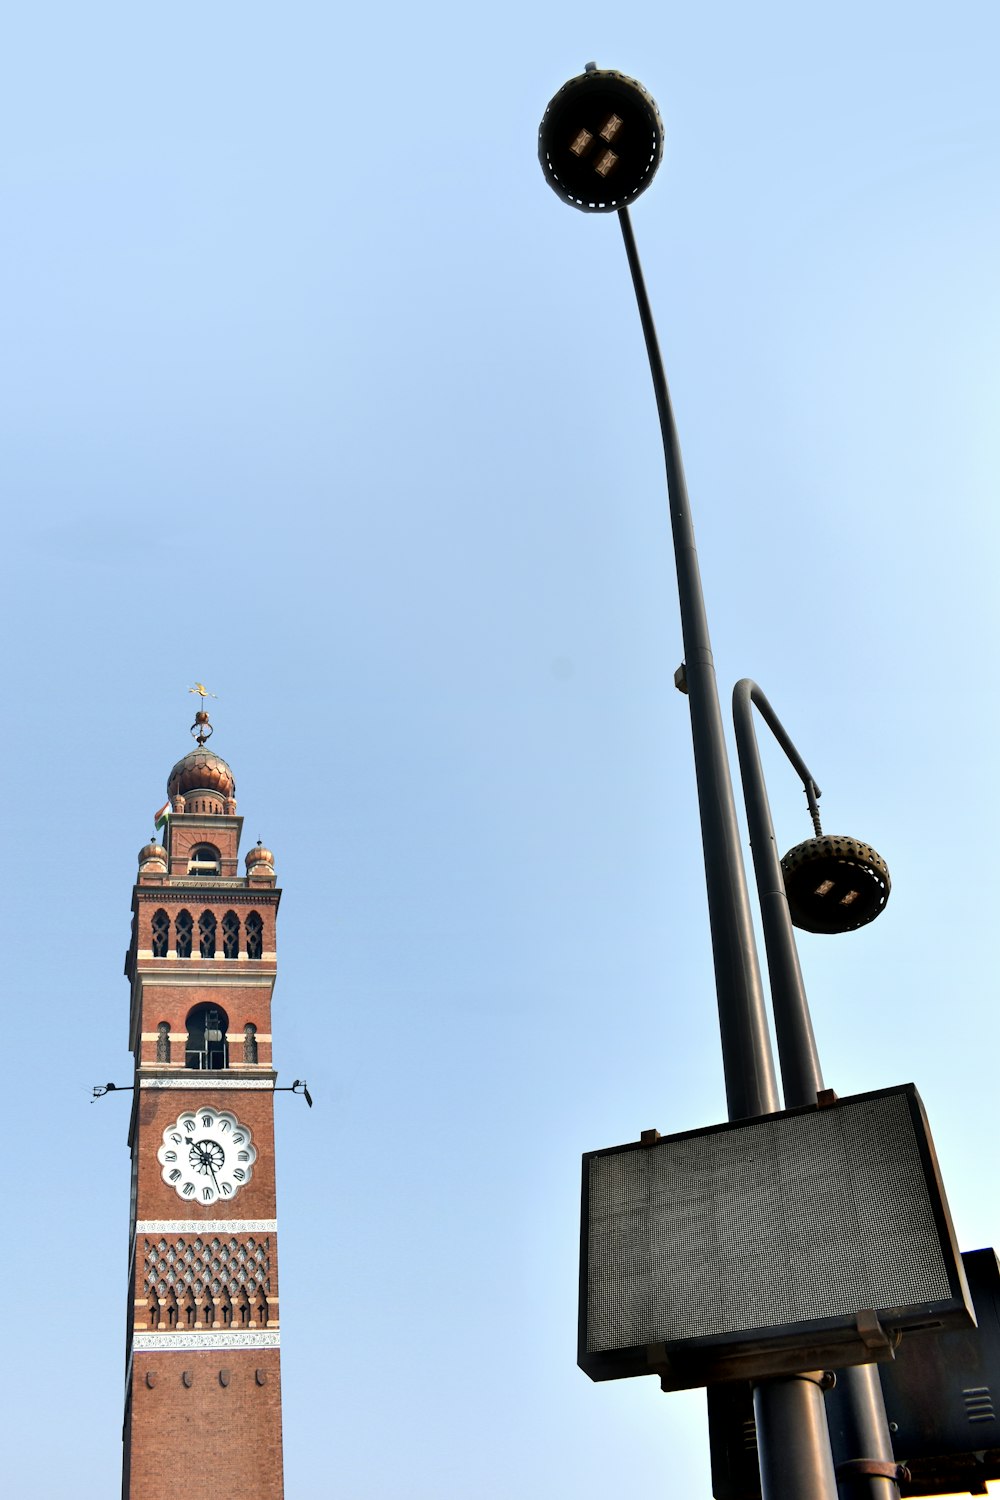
538, 67, 664, 213
781, 835, 891, 935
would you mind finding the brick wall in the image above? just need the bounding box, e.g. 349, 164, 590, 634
124, 1349, 284, 1500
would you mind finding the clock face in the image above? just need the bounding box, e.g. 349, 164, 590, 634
157, 1107, 258, 1205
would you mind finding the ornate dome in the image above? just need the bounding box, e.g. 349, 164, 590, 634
168, 748, 236, 801
138, 840, 168, 869
246, 841, 275, 873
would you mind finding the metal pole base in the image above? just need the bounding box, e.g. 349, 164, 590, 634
825, 1365, 903, 1500
754, 1375, 839, 1500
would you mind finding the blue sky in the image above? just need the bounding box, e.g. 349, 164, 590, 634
2, 2, 998, 1495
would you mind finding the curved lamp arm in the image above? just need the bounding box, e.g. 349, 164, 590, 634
731, 679, 824, 1108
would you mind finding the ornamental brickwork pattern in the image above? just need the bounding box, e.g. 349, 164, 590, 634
139, 1233, 275, 1334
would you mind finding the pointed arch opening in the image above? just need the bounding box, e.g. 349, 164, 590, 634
175, 909, 193, 960
222, 910, 240, 959
151, 909, 170, 958
245, 910, 263, 960
198, 910, 217, 958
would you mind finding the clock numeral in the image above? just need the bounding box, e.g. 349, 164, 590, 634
168, 1169, 181, 1182
201, 1114, 213, 1128
233, 1168, 246, 1182
181, 1118, 196, 1132
182, 1183, 195, 1197
170, 1133, 182, 1145
202, 1186, 214, 1201
233, 1133, 245, 1145
219, 1119, 231, 1132
237, 1151, 250, 1162
221, 1183, 233, 1196
163, 1151, 177, 1163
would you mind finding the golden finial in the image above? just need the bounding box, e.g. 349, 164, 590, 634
188, 683, 218, 745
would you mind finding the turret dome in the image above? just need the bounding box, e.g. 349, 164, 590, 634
138, 840, 168, 872
167, 749, 236, 801
246, 841, 275, 873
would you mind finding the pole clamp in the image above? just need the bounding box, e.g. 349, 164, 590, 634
835, 1459, 911, 1484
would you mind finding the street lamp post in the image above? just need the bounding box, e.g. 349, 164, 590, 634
539, 65, 778, 1125
538, 65, 895, 1500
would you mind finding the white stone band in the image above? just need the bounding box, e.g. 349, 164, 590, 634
136, 1220, 278, 1235
139, 1077, 274, 1090
133, 1331, 280, 1352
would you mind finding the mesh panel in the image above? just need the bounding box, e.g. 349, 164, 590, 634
586, 1090, 952, 1353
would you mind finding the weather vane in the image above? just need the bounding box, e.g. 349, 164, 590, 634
188, 682, 218, 745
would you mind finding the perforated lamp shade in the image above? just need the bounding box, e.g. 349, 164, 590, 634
538, 68, 663, 212
781, 835, 891, 934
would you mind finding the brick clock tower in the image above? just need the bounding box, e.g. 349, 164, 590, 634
122, 709, 285, 1499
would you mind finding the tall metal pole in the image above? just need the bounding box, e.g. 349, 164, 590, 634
617, 208, 777, 1124
617, 206, 838, 1500
732, 680, 903, 1500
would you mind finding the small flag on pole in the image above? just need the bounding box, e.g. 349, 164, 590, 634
153, 801, 171, 834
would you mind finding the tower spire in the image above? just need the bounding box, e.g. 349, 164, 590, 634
188, 682, 218, 746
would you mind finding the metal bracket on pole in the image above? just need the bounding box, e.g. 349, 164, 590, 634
855, 1312, 894, 1355
647, 1343, 676, 1385
835, 1459, 910, 1485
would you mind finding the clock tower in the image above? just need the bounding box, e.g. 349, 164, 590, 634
122, 710, 285, 1500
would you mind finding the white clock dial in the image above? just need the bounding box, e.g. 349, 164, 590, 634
157, 1107, 258, 1205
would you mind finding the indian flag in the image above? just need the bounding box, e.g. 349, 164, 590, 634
153, 801, 171, 834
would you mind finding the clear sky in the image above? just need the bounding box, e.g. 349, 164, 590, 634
2, 2, 998, 1496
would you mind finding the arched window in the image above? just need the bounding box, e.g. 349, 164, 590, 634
185, 1002, 229, 1070
156, 1022, 171, 1063
243, 1023, 258, 1065
245, 911, 263, 960
222, 911, 240, 959
198, 910, 217, 958
151, 909, 170, 958
175, 909, 193, 960
188, 843, 220, 877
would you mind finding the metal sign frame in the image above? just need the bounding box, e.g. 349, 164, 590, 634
579, 1084, 973, 1390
